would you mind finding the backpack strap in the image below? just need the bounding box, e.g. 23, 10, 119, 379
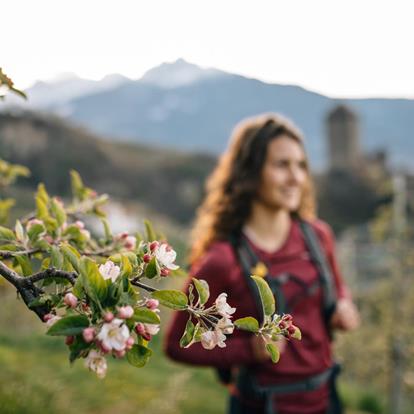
298, 220, 337, 325
229, 232, 265, 323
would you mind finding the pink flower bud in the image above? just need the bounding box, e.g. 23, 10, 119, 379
96, 340, 111, 354
64, 293, 78, 308
146, 299, 159, 310
103, 311, 114, 322
75, 220, 85, 229
44, 235, 54, 244
118, 305, 134, 319
143, 254, 151, 263
82, 327, 95, 343
43, 313, 53, 322
90, 190, 98, 198
114, 349, 126, 358
149, 241, 159, 251
287, 325, 296, 336
135, 323, 145, 335
160, 268, 170, 277
82, 303, 90, 312
126, 337, 135, 350
282, 314, 293, 322
278, 321, 287, 329
118, 231, 129, 240
124, 236, 136, 250
65, 335, 75, 346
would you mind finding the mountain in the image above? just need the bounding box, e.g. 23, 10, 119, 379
140, 58, 227, 88
3, 72, 131, 114
5, 59, 414, 170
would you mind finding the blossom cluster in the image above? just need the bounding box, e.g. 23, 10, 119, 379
43, 258, 166, 378
199, 293, 236, 350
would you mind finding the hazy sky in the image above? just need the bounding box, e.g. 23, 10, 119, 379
3, 0, 413, 98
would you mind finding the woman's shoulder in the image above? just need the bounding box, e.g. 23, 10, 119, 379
191, 240, 239, 275
303, 218, 335, 246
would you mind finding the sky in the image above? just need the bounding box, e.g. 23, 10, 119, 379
3, 0, 414, 98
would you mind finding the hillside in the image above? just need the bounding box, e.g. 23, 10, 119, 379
0, 110, 215, 224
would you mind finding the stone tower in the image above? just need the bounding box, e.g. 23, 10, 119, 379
326, 104, 361, 171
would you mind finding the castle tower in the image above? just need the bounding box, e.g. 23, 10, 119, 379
326, 104, 361, 171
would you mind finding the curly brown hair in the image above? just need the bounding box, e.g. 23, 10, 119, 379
189, 113, 316, 265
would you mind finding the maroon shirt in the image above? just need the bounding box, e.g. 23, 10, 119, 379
165, 219, 349, 414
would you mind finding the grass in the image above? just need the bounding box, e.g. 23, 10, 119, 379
0, 284, 226, 414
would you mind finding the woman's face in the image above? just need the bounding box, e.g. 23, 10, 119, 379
256, 135, 308, 212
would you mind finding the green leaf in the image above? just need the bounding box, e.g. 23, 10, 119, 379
251, 276, 275, 317
120, 254, 132, 278
132, 308, 160, 324
27, 223, 45, 242
0, 225, 16, 241
15, 255, 33, 276
123, 251, 138, 267
126, 344, 152, 368
46, 315, 89, 336
265, 342, 280, 363
61, 243, 80, 272
179, 318, 195, 348
193, 278, 210, 306
28, 294, 53, 308
151, 290, 188, 310
62, 225, 82, 240
101, 218, 112, 241
144, 220, 156, 241
36, 183, 49, 205
14, 220, 25, 242
291, 326, 302, 340
234, 317, 260, 333
144, 257, 159, 279
50, 246, 63, 269
69, 336, 91, 363
50, 198, 67, 227
35, 186, 49, 221
80, 257, 107, 306
70, 170, 85, 201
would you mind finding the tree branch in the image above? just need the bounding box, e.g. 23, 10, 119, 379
131, 279, 157, 293
0, 260, 49, 320
24, 267, 77, 285
0, 248, 41, 259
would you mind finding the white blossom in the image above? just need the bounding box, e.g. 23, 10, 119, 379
97, 318, 130, 351
215, 293, 236, 318
216, 316, 235, 334
84, 350, 107, 379
201, 330, 227, 350
99, 260, 121, 283
155, 243, 179, 270
143, 323, 160, 336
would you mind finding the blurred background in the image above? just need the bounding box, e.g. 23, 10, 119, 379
1, 0, 413, 413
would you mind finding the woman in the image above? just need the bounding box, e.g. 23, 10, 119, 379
165, 113, 359, 414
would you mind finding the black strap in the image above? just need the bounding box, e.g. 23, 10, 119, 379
230, 233, 266, 323
299, 220, 337, 324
